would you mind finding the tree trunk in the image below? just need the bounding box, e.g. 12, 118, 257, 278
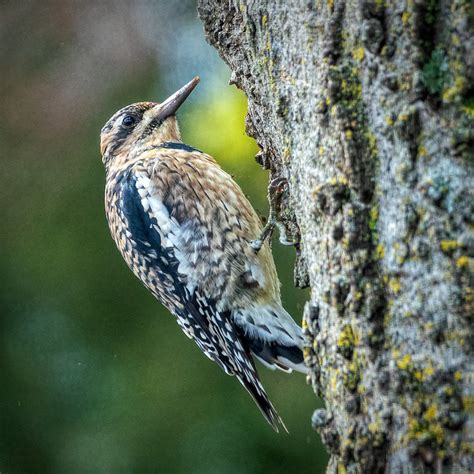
197, 1, 473, 472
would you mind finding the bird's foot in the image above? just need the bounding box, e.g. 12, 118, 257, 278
251, 176, 290, 252
250, 219, 276, 252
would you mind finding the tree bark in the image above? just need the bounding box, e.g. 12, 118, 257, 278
197, 1, 473, 472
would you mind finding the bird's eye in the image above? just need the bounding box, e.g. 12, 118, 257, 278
122, 115, 136, 127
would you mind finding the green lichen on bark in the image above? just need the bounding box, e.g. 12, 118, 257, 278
198, 0, 473, 472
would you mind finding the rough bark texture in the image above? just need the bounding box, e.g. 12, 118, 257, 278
197, 1, 473, 472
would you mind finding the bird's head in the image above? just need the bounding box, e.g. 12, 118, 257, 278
100, 76, 199, 168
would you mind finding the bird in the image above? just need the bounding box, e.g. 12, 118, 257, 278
99, 77, 307, 431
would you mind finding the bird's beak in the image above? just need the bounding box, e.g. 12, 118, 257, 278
153, 76, 200, 122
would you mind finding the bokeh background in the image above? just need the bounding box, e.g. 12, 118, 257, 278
1, 1, 328, 472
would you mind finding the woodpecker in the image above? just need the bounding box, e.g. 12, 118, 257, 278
100, 77, 307, 431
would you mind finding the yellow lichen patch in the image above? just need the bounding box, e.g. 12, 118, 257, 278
368, 420, 380, 434
464, 286, 474, 315
397, 354, 412, 370
423, 366, 434, 378
339, 30, 349, 50
303, 346, 311, 359
312, 184, 323, 197
352, 47, 365, 62
456, 256, 470, 268
319, 146, 325, 156
464, 396, 474, 413
343, 358, 360, 391
431, 423, 445, 444
261, 14, 267, 27
440, 240, 459, 253
302, 318, 308, 330
345, 130, 353, 140
424, 404, 438, 422
330, 368, 339, 391
388, 278, 401, 294
337, 463, 346, 474
407, 418, 445, 446
337, 324, 354, 351
414, 365, 435, 381
384, 115, 394, 126
352, 328, 361, 347
327, 0, 334, 10
445, 332, 466, 348
398, 112, 409, 122
364, 130, 378, 159
329, 175, 348, 186
463, 103, 474, 118
408, 418, 419, 433
375, 243, 385, 259
400, 79, 412, 93
442, 76, 466, 102
340, 76, 362, 98
369, 206, 378, 226
418, 145, 428, 157
401, 11, 411, 25
454, 370, 462, 381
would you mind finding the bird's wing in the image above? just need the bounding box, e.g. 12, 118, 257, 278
114, 165, 285, 430
116, 170, 228, 370
139, 148, 303, 373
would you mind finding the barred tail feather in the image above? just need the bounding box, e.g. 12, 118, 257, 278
236, 374, 288, 433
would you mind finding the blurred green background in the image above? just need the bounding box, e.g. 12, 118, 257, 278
1, 1, 327, 472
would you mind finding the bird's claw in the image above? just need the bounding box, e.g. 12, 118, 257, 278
251, 218, 276, 252
251, 176, 288, 253
250, 239, 264, 251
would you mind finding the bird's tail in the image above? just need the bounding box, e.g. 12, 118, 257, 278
206, 305, 288, 431
210, 313, 287, 432
236, 369, 288, 433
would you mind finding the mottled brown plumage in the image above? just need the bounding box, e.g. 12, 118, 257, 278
100, 78, 306, 431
